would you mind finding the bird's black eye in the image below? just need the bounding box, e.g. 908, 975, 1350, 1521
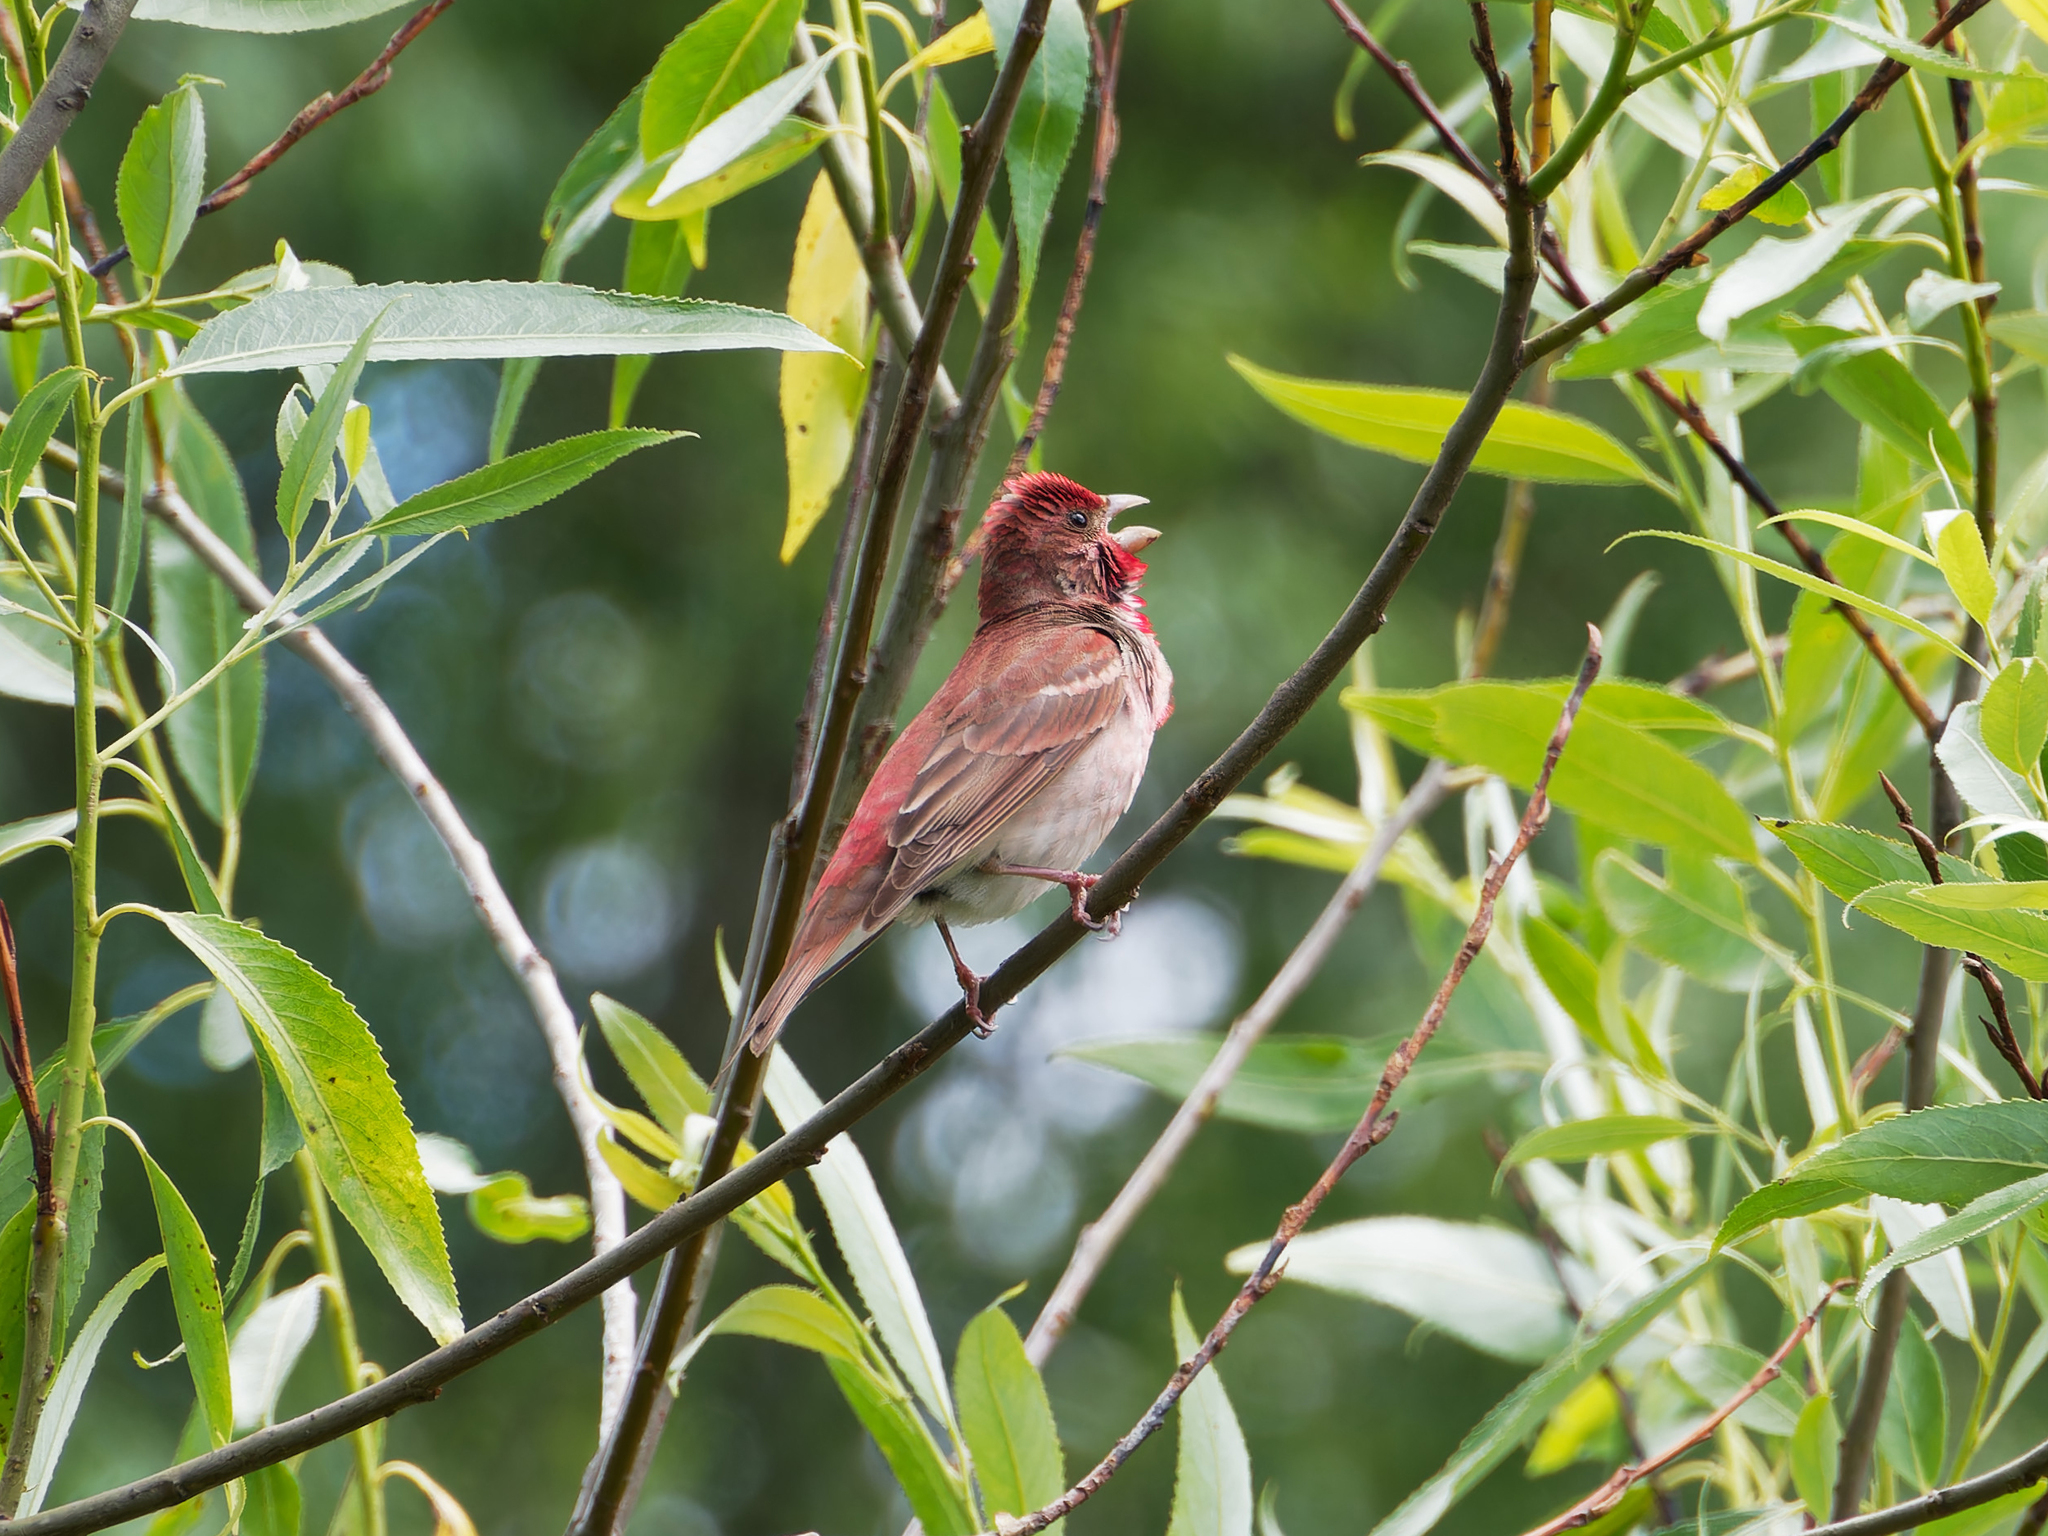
1067, 509, 1088, 529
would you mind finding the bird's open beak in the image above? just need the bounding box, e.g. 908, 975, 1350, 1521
1104, 494, 1157, 553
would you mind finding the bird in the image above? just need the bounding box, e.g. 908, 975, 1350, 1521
744, 471, 1172, 1054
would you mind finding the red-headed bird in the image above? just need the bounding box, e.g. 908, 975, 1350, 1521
745, 472, 1172, 1053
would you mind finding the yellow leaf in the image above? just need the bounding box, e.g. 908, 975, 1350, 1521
1525, 1374, 1620, 1476
1925, 508, 1997, 627
2002, 0, 2048, 45
903, 0, 1132, 72
780, 172, 870, 563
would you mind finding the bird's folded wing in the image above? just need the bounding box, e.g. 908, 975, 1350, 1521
867, 623, 1129, 924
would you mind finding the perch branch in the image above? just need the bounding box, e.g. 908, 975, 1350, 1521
1000, 627, 1601, 1536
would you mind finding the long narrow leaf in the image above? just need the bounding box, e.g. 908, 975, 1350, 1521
1858, 1172, 2048, 1310
363, 429, 681, 539
19, 1256, 166, 1517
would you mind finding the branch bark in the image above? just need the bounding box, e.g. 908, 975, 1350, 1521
0, 0, 136, 228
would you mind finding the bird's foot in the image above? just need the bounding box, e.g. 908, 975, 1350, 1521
936, 919, 997, 1037
981, 861, 1115, 932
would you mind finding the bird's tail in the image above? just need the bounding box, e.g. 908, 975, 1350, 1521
740, 944, 831, 1058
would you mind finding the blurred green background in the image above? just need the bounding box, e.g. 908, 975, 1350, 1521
1, 0, 2041, 1531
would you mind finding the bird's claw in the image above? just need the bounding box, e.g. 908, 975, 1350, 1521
1065, 874, 1110, 931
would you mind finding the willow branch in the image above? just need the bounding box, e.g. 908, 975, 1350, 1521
1810, 1435, 2048, 1536
1002, 628, 1601, 1536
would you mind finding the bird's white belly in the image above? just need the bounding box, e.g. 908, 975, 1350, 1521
918, 700, 1152, 927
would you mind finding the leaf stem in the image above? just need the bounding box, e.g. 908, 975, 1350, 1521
294, 1152, 386, 1536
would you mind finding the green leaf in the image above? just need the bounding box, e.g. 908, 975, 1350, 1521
1853, 881, 2048, 979
1919, 1487, 2042, 1536
226, 1277, 324, 1432
1860, 1172, 2048, 1309
611, 119, 827, 222
1167, 1284, 1253, 1536
988, 0, 1089, 302
1766, 820, 1976, 902
1880, 1317, 1947, 1490
1523, 918, 1602, 1037
58, 1074, 107, 1348
1553, 283, 1707, 379
276, 317, 378, 540
1926, 509, 1998, 628
827, 1357, 978, 1535
467, 1175, 590, 1245
1671, 1343, 1806, 1435
155, 912, 462, 1345
763, 1049, 956, 1431
1791, 1393, 1841, 1518
681, 1284, 872, 1372
1059, 1034, 1543, 1134
591, 994, 709, 1138
955, 1302, 1064, 1527
1982, 659, 2048, 775
151, 397, 263, 827
1989, 310, 2048, 368
0, 1200, 33, 1455
173, 281, 835, 374
0, 809, 72, 868
1224, 1216, 1571, 1364
362, 429, 680, 540
639, 0, 802, 157
99, 1121, 232, 1448
116, 82, 206, 280
0, 367, 84, 511
542, 79, 647, 255
643, 53, 840, 212
1366, 1262, 1709, 1536
1231, 356, 1660, 488
1612, 530, 1982, 674
612, 212, 699, 429
1349, 680, 1757, 860
1698, 163, 1810, 225
1940, 699, 2037, 821
240, 1464, 299, 1536
122, 0, 415, 30
1717, 1179, 1865, 1247
1782, 323, 1974, 491
18, 1255, 166, 1517
1594, 851, 1772, 990
1904, 881, 2048, 911
1822, 13, 2021, 79
1501, 1114, 1699, 1170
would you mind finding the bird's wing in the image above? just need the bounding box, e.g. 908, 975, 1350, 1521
866, 620, 1131, 924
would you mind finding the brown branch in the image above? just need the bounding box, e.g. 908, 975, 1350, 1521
0, 903, 47, 1211
1809, 1434, 2048, 1536
1669, 636, 1786, 696
1879, 773, 2043, 1098
1005, 9, 1124, 478
0, 0, 138, 229
1522, 1281, 1849, 1536
1003, 629, 1601, 1536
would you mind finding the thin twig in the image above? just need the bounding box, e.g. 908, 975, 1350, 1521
0, 0, 137, 228
58, 442, 639, 1430
1808, 1434, 2048, 1536
0, 0, 453, 322
1023, 758, 1452, 1365
1006, 9, 1125, 477
0, 903, 47, 1209
1879, 773, 2042, 1098
1001, 628, 1601, 1536
1522, 1281, 1849, 1536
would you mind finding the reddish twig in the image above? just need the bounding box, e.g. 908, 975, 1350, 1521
0, 905, 49, 1213
1005, 9, 1124, 478
1520, 1281, 1850, 1536
1879, 774, 2044, 1099
0, 0, 453, 322
1001, 627, 1602, 1536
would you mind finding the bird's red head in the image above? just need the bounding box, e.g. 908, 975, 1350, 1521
977, 472, 1159, 626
